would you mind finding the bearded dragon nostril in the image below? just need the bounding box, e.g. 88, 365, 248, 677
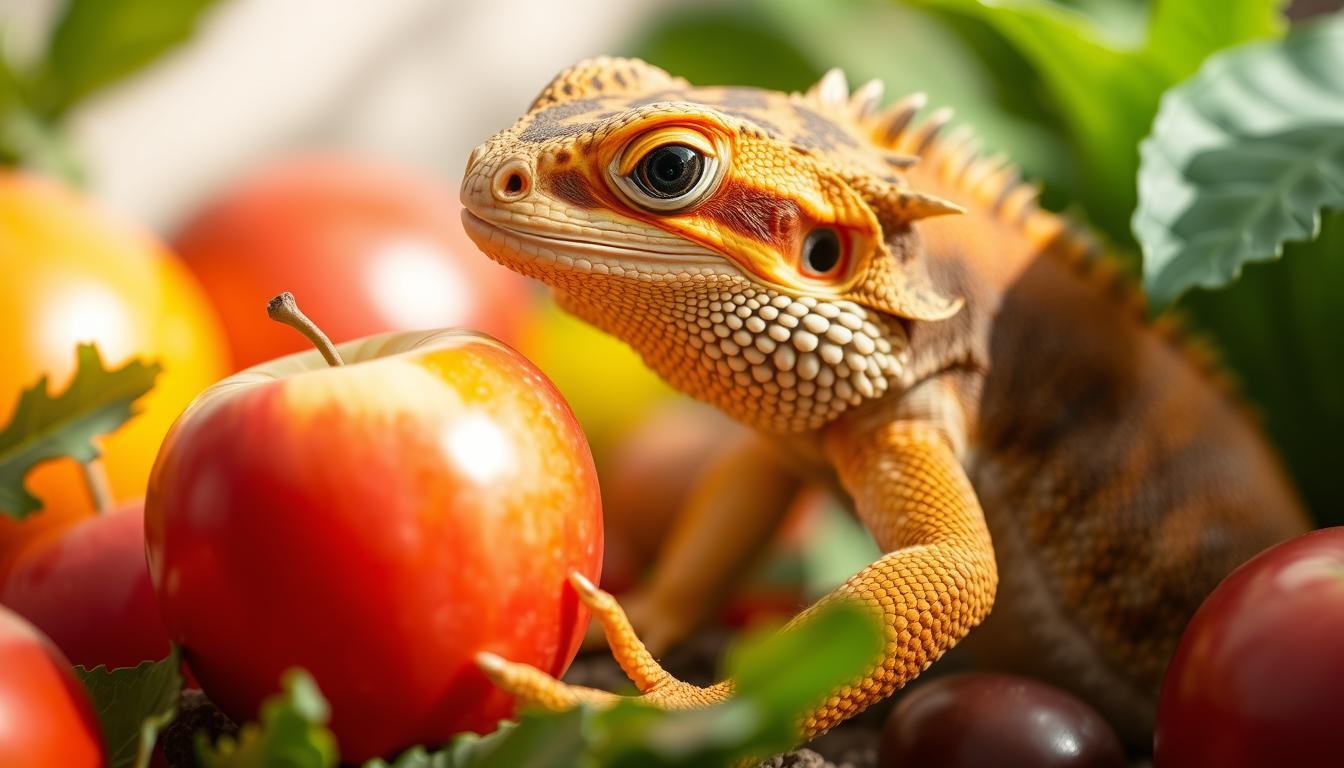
492, 159, 533, 202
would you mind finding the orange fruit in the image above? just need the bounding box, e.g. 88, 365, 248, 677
0, 172, 230, 573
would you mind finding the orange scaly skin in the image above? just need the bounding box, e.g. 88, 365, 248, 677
460, 58, 1308, 751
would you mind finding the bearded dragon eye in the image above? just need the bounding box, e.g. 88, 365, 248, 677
635, 145, 703, 199
801, 227, 843, 276
612, 137, 722, 213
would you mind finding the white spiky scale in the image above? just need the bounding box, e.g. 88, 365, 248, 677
812, 68, 850, 107
905, 106, 955, 155
850, 78, 885, 118
877, 91, 927, 143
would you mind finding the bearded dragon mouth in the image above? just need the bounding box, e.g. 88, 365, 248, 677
460, 210, 735, 275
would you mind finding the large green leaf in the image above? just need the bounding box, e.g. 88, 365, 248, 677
1177, 209, 1344, 523
0, 343, 159, 518
1135, 15, 1344, 307
33, 0, 222, 117
901, 0, 1286, 243
75, 648, 185, 768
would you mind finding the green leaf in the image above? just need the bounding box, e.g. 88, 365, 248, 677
1135, 15, 1344, 307
1176, 210, 1344, 523
198, 669, 339, 768
74, 647, 185, 768
901, 0, 1286, 243
0, 34, 83, 180
421, 600, 882, 768
33, 0, 221, 117
0, 343, 159, 518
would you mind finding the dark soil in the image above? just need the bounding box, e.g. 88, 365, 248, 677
158, 689, 240, 766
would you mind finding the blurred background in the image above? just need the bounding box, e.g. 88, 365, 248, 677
2, 0, 1341, 618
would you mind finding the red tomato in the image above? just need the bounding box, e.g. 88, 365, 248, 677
2, 502, 169, 669
1155, 527, 1344, 768
174, 153, 536, 370
145, 328, 602, 761
0, 172, 230, 574
0, 606, 105, 767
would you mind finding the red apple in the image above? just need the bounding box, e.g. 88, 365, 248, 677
0, 605, 105, 767
1155, 527, 1344, 768
174, 153, 535, 370
145, 320, 602, 762
2, 501, 170, 669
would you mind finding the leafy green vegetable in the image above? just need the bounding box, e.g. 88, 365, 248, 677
394, 600, 882, 768
0, 343, 159, 518
33, 0, 222, 118
902, 0, 1287, 243
198, 669, 339, 768
1135, 15, 1344, 307
74, 647, 185, 768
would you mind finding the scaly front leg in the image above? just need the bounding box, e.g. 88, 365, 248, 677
479, 418, 997, 741
478, 570, 733, 709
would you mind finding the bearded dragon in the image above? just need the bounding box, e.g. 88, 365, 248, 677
461, 57, 1308, 751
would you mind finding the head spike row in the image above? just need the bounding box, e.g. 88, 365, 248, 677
847, 87, 1051, 238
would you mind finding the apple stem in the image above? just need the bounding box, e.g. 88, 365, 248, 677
81, 460, 112, 514
267, 292, 344, 367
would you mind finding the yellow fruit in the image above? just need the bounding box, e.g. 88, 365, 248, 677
516, 300, 674, 462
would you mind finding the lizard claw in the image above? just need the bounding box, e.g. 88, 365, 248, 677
475, 651, 617, 710
476, 571, 733, 714
567, 569, 673, 692
579, 583, 695, 658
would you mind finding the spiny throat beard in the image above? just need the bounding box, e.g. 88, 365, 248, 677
550, 271, 910, 434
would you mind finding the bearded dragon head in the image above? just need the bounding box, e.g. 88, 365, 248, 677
461, 57, 965, 433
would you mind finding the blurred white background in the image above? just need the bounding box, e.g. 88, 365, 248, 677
0, 0, 683, 230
